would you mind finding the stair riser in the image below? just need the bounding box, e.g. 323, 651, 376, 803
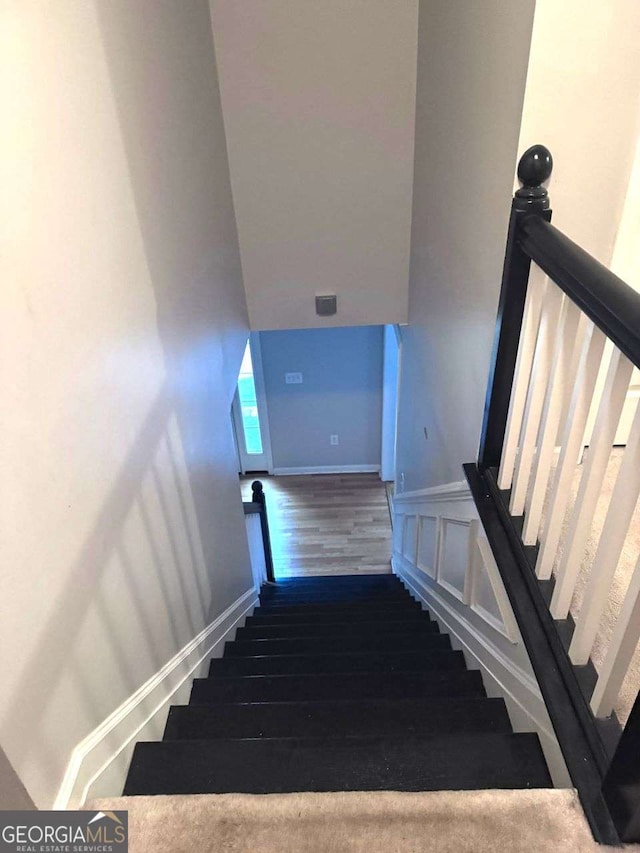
254, 602, 421, 615
263, 575, 405, 592
259, 596, 412, 608
260, 589, 410, 598
247, 609, 428, 626
272, 583, 407, 596
272, 575, 400, 584
165, 698, 512, 740
224, 634, 451, 657
190, 670, 487, 704
209, 650, 465, 677
123, 733, 552, 796
236, 622, 439, 640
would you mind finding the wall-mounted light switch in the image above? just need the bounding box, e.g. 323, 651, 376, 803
285, 372, 303, 384
330, 434, 339, 445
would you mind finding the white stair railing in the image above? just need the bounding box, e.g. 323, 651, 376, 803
497, 264, 640, 724
498, 263, 547, 491
535, 323, 606, 580
591, 556, 640, 717
476, 143, 640, 844
509, 280, 564, 516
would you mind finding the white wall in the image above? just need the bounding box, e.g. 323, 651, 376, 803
520, 2, 640, 449
260, 326, 383, 472
518, 0, 640, 267
611, 130, 640, 433
209, 0, 417, 331
611, 131, 640, 290
0, 0, 252, 807
395, 0, 536, 492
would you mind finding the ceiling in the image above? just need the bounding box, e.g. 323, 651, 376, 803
210, 0, 418, 331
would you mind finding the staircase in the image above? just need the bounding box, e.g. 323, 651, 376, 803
123, 574, 551, 795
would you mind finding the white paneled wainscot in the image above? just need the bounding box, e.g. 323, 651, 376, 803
392, 481, 569, 786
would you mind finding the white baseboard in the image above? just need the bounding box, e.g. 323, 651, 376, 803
272, 465, 380, 476
393, 556, 571, 788
54, 586, 258, 809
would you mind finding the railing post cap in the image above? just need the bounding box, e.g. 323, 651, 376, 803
514, 144, 553, 212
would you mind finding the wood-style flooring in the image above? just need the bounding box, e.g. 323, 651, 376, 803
240, 473, 392, 578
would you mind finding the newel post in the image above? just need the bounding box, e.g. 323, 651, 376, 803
252, 480, 275, 582
477, 144, 553, 472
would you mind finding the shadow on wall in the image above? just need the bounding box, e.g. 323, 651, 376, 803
0, 745, 35, 810
2, 390, 222, 798
95, 0, 250, 570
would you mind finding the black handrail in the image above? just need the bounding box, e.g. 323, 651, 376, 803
473, 144, 640, 844
519, 216, 640, 370
464, 463, 618, 844
243, 480, 275, 583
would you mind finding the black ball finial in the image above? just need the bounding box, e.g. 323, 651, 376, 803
517, 144, 553, 187
514, 144, 553, 212
251, 479, 265, 504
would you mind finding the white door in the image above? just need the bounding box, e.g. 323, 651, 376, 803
232, 333, 273, 473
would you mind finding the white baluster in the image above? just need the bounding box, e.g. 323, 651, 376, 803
523, 300, 582, 545
498, 264, 548, 490
591, 556, 640, 718
569, 397, 640, 665
510, 284, 564, 516
550, 349, 634, 619
536, 325, 606, 579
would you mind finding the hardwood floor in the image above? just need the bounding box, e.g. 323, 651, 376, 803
240, 474, 392, 578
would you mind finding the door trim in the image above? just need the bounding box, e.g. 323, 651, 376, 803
233, 332, 273, 474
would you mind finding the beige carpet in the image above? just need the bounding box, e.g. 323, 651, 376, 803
544, 448, 640, 724
90, 789, 639, 852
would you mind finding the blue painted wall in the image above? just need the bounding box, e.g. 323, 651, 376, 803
259, 326, 383, 471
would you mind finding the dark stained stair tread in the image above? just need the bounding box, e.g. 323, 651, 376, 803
254, 601, 422, 615
224, 633, 450, 657
259, 590, 411, 603
260, 582, 406, 592
235, 620, 439, 640
247, 609, 429, 625
164, 697, 512, 740
260, 581, 410, 592
189, 669, 488, 704
273, 574, 400, 584
208, 649, 465, 677
123, 576, 551, 799
123, 733, 552, 796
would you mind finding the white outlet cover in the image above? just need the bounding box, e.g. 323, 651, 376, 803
285, 372, 303, 384
330, 435, 339, 445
